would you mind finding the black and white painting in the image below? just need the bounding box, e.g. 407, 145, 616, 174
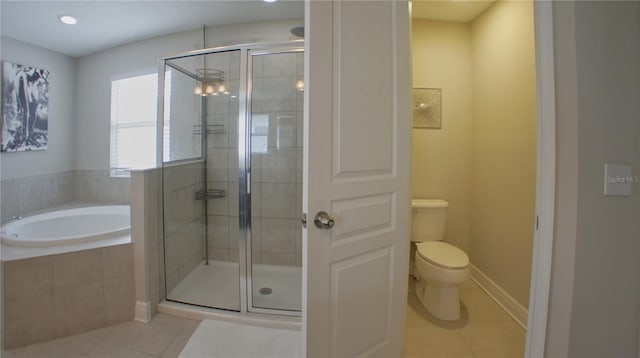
1, 61, 50, 152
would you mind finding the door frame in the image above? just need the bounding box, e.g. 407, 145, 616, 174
525, 1, 556, 356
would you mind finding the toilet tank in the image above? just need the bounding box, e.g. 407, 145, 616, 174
411, 199, 448, 242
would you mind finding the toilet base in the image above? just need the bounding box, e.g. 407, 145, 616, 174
415, 279, 461, 321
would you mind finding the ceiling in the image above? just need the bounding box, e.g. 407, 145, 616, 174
0, 1, 304, 58
1, 1, 493, 59
412, 0, 494, 23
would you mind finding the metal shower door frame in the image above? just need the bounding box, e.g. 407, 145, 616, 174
157, 40, 304, 317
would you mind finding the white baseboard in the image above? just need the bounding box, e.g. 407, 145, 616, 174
134, 301, 152, 323
470, 264, 528, 330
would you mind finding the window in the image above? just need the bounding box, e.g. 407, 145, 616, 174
110, 72, 170, 177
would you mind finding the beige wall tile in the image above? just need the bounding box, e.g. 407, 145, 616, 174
104, 275, 135, 325
102, 244, 133, 280
261, 218, 296, 253
54, 282, 106, 337
3, 256, 54, 299
1, 179, 20, 219
206, 181, 230, 215
228, 181, 239, 216
4, 294, 57, 349
261, 148, 296, 183
229, 216, 241, 250
261, 183, 295, 218
250, 183, 262, 217
261, 252, 295, 266
165, 270, 181, 294
207, 148, 229, 182
208, 215, 229, 249
53, 249, 103, 288
179, 252, 202, 279
228, 249, 239, 262
207, 248, 229, 261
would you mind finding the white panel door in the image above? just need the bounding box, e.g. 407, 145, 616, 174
304, 1, 411, 357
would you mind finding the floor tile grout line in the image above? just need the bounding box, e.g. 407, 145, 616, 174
156, 320, 193, 358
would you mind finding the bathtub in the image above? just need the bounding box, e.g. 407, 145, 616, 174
1, 205, 130, 247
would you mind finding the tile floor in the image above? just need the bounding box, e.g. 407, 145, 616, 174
168, 260, 301, 312
2, 313, 200, 358
180, 319, 303, 357
3, 278, 524, 358
403, 278, 526, 358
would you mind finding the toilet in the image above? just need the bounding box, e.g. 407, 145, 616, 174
411, 199, 470, 321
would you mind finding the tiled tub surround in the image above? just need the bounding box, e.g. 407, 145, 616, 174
1, 171, 75, 221
163, 161, 205, 294
73, 170, 130, 205
2, 244, 135, 349
1, 170, 130, 221
205, 51, 304, 267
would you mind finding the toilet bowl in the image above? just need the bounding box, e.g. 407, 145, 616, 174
414, 239, 469, 321
411, 199, 470, 321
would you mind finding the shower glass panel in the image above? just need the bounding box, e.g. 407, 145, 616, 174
159, 42, 303, 316
162, 50, 242, 312
248, 50, 303, 313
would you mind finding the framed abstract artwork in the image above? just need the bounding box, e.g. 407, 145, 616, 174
412, 87, 442, 129
1, 61, 50, 152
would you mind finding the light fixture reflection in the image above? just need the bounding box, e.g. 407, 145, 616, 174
193, 68, 230, 97
296, 79, 304, 92
58, 14, 77, 25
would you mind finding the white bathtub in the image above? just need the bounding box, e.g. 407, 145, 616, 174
1, 205, 130, 247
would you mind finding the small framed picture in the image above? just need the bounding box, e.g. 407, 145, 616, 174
412, 87, 442, 129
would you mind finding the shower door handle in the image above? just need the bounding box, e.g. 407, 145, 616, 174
314, 211, 335, 230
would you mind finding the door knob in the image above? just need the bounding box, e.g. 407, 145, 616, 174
314, 211, 335, 229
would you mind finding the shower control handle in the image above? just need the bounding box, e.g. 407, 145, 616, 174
314, 211, 335, 230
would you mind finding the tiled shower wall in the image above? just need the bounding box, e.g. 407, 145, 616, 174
205, 51, 303, 267
162, 161, 205, 293
0, 170, 130, 220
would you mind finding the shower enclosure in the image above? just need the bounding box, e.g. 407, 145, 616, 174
158, 41, 303, 316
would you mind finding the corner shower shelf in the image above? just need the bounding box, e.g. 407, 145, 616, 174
193, 124, 225, 135
195, 189, 226, 200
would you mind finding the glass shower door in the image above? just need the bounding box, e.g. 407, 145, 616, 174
247, 49, 304, 314
162, 49, 242, 312
160, 44, 304, 316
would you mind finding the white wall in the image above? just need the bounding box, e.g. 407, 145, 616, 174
0, 37, 76, 180
547, 1, 640, 356
570, 1, 640, 356
75, 19, 302, 171
74, 30, 200, 171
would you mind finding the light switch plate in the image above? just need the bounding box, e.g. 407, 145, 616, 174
604, 164, 632, 196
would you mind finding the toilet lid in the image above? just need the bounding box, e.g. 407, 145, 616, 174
416, 241, 469, 269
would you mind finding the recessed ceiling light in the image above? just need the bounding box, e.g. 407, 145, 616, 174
263, 0, 277, 3
58, 14, 77, 25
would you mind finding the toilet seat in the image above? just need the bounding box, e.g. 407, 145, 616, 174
416, 241, 469, 269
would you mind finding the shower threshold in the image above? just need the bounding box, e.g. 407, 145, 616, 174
167, 260, 302, 313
